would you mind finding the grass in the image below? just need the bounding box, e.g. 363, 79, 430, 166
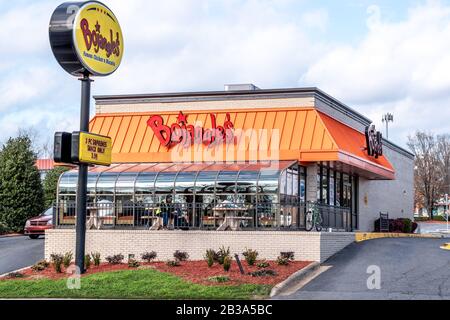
0, 269, 271, 300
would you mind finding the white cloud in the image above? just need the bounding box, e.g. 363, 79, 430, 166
300, 0, 450, 145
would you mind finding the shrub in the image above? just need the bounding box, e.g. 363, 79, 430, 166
257, 261, 270, 269
63, 252, 73, 268
204, 249, 217, 264
223, 256, 232, 272
280, 252, 295, 261
141, 251, 157, 263
50, 254, 64, 273
217, 246, 231, 265
208, 276, 230, 283
250, 270, 277, 277
105, 254, 124, 265
276, 256, 290, 266
128, 259, 140, 268
242, 248, 258, 266
173, 250, 189, 262
6, 272, 25, 279
91, 252, 101, 266
166, 260, 181, 267
401, 218, 413, 233
0, 221, 8, 235
84, 254, 92, 269
31, 260, 49, 272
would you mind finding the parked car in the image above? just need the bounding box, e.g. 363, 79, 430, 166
24, 207, 53, 239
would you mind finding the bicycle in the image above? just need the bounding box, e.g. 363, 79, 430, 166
305, 203, 323, 232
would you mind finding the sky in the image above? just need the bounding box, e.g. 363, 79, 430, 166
1, 0, 450, 152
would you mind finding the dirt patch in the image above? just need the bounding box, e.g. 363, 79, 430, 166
1, 260, 311, 286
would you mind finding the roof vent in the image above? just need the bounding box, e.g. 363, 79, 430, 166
224, 84, 260, 91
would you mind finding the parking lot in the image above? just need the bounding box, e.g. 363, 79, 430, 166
0, 236, 44, 275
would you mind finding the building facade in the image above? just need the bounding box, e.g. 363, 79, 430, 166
54, 86, 414, 233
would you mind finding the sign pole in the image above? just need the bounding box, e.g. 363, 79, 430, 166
75, 74, 92, 274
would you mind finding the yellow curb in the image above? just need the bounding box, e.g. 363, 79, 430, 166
355, 232, 439, 243
440, 243, 450, 250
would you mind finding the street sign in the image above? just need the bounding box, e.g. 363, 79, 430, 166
54, 132, 73, 164
49, 1, 124, 77
71, 132, 112, 166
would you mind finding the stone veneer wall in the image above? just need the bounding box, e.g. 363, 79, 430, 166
45, 230, 354, 263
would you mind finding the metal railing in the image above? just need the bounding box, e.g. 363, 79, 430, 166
310, 202, 352, 232
54, 201, 352, 231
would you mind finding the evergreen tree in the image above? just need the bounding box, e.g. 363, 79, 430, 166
0, 135, 45, 232
43, 166, 70, 207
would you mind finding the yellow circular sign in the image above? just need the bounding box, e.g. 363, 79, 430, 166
73, 2, 124, 76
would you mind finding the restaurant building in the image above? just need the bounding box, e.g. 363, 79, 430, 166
46, 85, 414, 262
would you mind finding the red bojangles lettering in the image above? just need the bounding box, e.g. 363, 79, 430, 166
147, 112, 235, 148
80, 19, 121, 58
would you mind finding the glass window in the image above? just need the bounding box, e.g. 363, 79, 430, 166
258, 170, 279, 194
321, 166, 329, 204
115, 172, 137, 195
195, 171, 218, 194
87, 172, 100, 195
155, 172, 177, 194
58, 172, 78, 195
175, 171, 197, 194
330, 170, 335, 206
216, 171, 238, 195
237, 171, 258, 194
336, 173, 342, 207
286, 171, 293, 196
135, 172, 157, 195
96, 173, 118, 195
300, 167, 306, 202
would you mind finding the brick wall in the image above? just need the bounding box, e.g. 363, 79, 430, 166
45, 230, 355, 263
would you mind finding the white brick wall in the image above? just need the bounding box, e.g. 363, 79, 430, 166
45, 230, 355, 263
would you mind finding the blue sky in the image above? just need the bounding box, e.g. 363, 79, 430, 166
1, 0, 450, 154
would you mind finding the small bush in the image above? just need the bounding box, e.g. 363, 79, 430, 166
166, 260, 181, 267
6, 272, 25, 279
31, 260, 49, 272
250, 269, 277, 277
128, 259, 140, 268
141, 251, 157, 263
105, 254, 124, 265
173, 250, 189, 262
412, 222, 419, 233
257, 261, 270, 269
84, 254, 92, 269
63, 252, 73, 268
280, 252, 295, 261
204, 249, 217, 266
0, 221, 8, 235
276, 256, 290, 266
217, 246, 231, 265
91, 252, 101, 267
208, 276, 230, 283
223, 256, 232, 272
242, 248, 259, 266
50, 254, 64, 273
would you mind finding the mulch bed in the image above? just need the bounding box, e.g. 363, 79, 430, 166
1, 260, 311, 286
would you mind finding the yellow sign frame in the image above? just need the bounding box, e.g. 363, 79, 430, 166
73, 132, 112, 166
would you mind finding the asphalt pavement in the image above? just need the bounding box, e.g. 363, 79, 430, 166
277, 238, 450, 300
0, 236, 44, 275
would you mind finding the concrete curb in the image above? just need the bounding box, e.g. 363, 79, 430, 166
0, 266, 33, 279
355, 232, 446, 243
270, 262, 320, 298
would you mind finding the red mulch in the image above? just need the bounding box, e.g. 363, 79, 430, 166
1, 261, 311, 286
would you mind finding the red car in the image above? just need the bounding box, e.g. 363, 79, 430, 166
24, 208, 53, 239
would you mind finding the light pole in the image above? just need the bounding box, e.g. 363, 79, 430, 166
382, 113, 394, 139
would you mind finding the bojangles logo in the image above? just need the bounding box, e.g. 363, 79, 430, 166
80, 19, 121, 58
147, 112, 235, 148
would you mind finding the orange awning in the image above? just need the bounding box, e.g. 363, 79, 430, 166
89, 107, 395, 180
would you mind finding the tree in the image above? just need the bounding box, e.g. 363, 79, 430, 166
0, 135, 45, 232
43, 166, 70, 207
407, 132, 443, 219
437, 134, 450, 196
